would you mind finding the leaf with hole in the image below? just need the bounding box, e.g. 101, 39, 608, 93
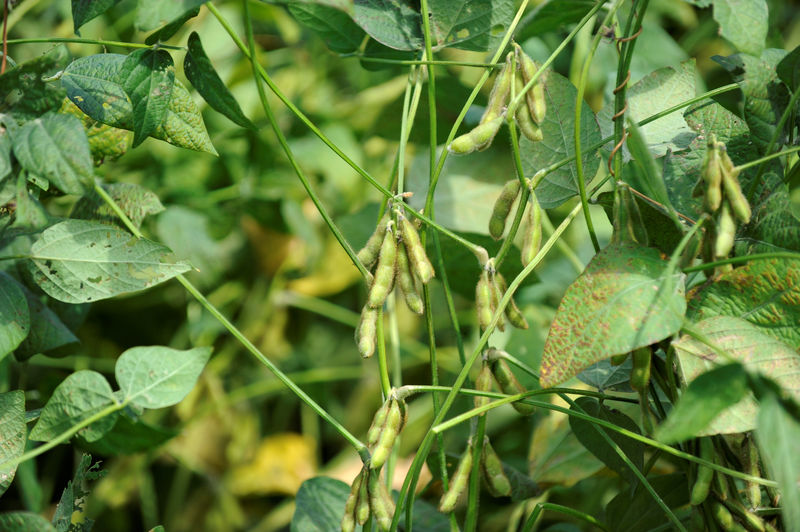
115, 345, 212, 409
0, 45, 69, 120
29, 370, 118, 443
27, 219, 191, 304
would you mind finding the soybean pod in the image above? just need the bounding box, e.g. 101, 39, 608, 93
396, 240, 424, 314
438, 442, 473, 513
481, 436, 512, 497
475, 269, 494, 332
367, 222, 397, 308
630, 347, 651, 392
357, 210, 390, 268
448, 116, 504, 154
702, 139, 723, 213
398, 214, 434, 284
368, 470, 395, 531
474, 361, 494, 410
520, 191, 542, 266
494, 272, 528, 330
489, 179, 521, 240
489, 352, 535, 415
691, 437, 714, 506
356, 305, 378, 359
480, 52, 513, 125
515, 43, 547, 124
513, 71, 543, 142
370, 398, 404, 470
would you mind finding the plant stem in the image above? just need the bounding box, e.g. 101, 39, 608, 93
522, 502, 611, 532
6, 37, 184, 50
737, 144, 800, 173
682, 251, 800, 273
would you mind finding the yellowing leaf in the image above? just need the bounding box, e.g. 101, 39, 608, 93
228, 433, 316, 496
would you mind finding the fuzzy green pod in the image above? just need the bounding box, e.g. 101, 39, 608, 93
368, 470, 395, 531
341, 470, 363, 532
720, 159, 751, 223
515, 44, 547, 124
480, 53, 513, 124
357, 211, 390, 268
356, 305, 378, 358
489, 179, 521, 240
489, 271, 506, 332
513, 72, 543, 142
494, 272, 528, 330
396, 241, 425, 314
448, 116, 504, 154
438, 442, 473, 513
714, 202, 736, 259
398, 215, 434, 284
490, 353, 535, 415
630, 347, 651, 392
521, 192, 542, 266
481, 436, 512, 497
702, 141, 723, 213
474, 361, 494, 410
476, 269, 494, 332
691, 438, 714, 506
370, 398, 403, 470
356, 469, 371, 525
741, 436, 762, 510
367, 400, 391, 448
367, 222, 397, 308
712, 502, 738, 531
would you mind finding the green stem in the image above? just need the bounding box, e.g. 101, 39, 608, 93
6, 37, 185, 50
522, 502, 610, 532
574, 0, 626, 253
682, 251, 800, 273
376, 308, 392, 398
390, 201, 583, 530
464, 417, 486, 532
541, 210, 585, 274
93, 182, 369, 461
737, 144, 800, 174
341, 55, 503, 68
494, 122, 530, 269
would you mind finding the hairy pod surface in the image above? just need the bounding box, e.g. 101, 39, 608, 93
356, 469, 371, 525
357, 211, 390, 268
438, 442, 474, 513
367, 400, 391, 449
490, 354, 535, 415
368, 470, 395, 531
476, 269, 494, 332
341, 470, 363, 532
396, 241, 425, 314
489, 271, 506, 332
474, 361, 494, 410
480, 53, 513, 124
356, 305, 378, 358
691, 438, 714, 506
448, 116, 504, 154
630, 347, 652, 392
515, 43, 547, 123
494, 272, 528, 329
712, 502, 736, 531
481, 436, 512, 497
489, 179, 521, 240
714, 202, 736, 259
513, 72, 543, 141
399, 215, 434, 284
370, 398, 403, 470
367, 223, 397, 308
521, 192, 543, 266
721, 165, 751, 224
702, 143, 723, 213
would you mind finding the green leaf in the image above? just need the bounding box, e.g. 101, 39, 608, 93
576, 358, 634, 392
519, 67, 602, 209
605, 473, 689, 532
288, 4, 366, 54
135, 0, 206, 32
26, 219, 191, 304
655, 364, 749, 443
687, 257, 800, 350
291, 476, 353, 532
595, 190, 684, 256
13, 286, 79, 361
428, 0, 514, 52
713, 0, 767, 56
569, 397, 645, 486
52, 454, 105, 532
119, 49, 175, 147
0, 390, 25, 497
71, 0, 121, 34
516, 0, 597, 40
71, 182, 164, 230
77, 416, 177, 455
145, 7, 200, 45
0, 128, 11, 180
529, 412, 605, 486
0, 272, 30, 362
674, 316, 800, 435
777, 44, 800, 91
115, 345, 212, 409
10, 112, 93, 195
184, 32, 255, 129
756, 394, 800, 532
0, 45, 69, 121
62, 53, 217, 154
29, 370, 118, 442
352, 0, 422, 51
59, 98, 132, 164
0, 512, 58, 532
540, 241, 686, 387
271, 0, 353, 15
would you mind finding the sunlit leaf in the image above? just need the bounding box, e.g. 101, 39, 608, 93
135, 0, 206, 32
0, 390, 25, 497
713, 0, 767, 56
119, 49, 175, 146
291, 476, 354, 532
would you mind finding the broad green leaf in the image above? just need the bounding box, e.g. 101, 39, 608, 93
115, 345, 212, 409
540, 241, 686, 387
756, 394, 800, 532
184, 32, 255, 129
71, 182, 164, 229
624, 122, 678, 219
517, 0, 596, 40
29, 370, 118, 442
10, 112, 93, 195
674, 316, 800, 435
0, 390, 25, 497
0, 512, 57, 532
62, 54, 216, 154
777, 44, 800, 90
605, 473, 689, 532
71, 0, 121, 33
14, 172, 50, 231
291, 476, 354, 532
352, 0, 422, 51
0, 46, 69, 121
569, 397, 645, 486
288, 4, 366, 54
519, 67, 602, 209
0, 126, 12, 180
77, 416, 177, 455
576, 357, 634, 392
655, 364, 749, 443
0, 272, 29, 361
269, 0, 353, 15
119, 49, 175, 146
687, 257, 800, 350
428, 0, 514, 52
359, 38, 416, 71
529, 410, 605, 486
145, 7, 200, 45
27, 219, 191, 304
59, 98, 132, 164
13, 286, 79, 361
135, 0, 206, 32
713, 0, 767, 56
